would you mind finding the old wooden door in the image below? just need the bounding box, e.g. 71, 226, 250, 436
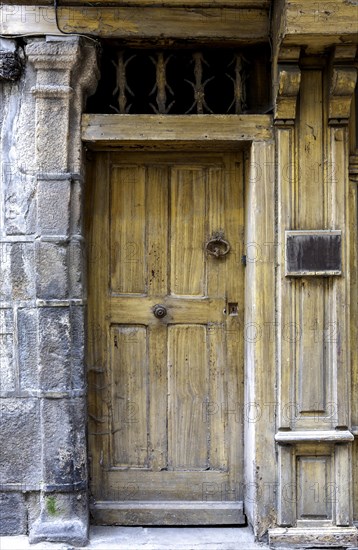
87, 150, 245, 525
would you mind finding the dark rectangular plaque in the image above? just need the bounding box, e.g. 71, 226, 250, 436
285, 230, 342, 276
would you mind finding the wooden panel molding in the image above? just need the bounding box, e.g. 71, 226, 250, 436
275, 430, 354, 444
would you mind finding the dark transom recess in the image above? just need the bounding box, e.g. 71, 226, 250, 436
87, 46, 271, 115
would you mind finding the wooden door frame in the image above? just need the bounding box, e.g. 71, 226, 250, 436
82, 113, 276, 536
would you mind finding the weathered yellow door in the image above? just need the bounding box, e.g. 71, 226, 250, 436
87, 150, 245, 525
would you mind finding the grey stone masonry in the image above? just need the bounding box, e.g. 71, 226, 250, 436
0, 36, 99, 545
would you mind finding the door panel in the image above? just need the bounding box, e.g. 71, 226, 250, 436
88, 151, 245, 525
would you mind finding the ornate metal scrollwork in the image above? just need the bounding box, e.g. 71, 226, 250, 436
99, 48, 250, 116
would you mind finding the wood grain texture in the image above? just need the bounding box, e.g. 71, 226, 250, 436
0, 5, 269, 41
110, 165, 146, 294
88, 150, 245, 524
170, 167, 206, 296
168, 324, 208, 469
111, 325, 148, 467
82, 115, 273, 145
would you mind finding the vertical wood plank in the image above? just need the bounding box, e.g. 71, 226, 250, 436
170, 167, 206, 296
297, 70, 324, 228
168, 324, 209, 469
147, 166, 169, 297
110, 165, 146, 294
207, 323, 227, 470
277, 445, 295, 526
87, 152, 111, 496
111, 325, 148, 467
148, 324, 168, 471
207, 165, 226, 298
277, 126, 296, 428
335, 444, 351, 526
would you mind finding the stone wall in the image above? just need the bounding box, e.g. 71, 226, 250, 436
0, 36, 98, 545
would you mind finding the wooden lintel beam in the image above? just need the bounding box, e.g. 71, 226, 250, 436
0, 5, 269, 42
81, 114, 273, 144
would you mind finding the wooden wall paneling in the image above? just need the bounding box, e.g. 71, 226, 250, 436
277, 445, 295, 526
276, 125, 296, 429
296, 453, 332, 523
328, 125, 351, 429
294, 68, 331, 429
335, 443, 352, 526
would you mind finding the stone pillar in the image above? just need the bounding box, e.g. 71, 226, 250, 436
0, 36, 98, 545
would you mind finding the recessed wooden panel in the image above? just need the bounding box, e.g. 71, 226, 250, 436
297, 455, 332, 520
168, 324, 209, 470
146, 166, 169, 296
110, 166, 146, 294
111, 325, 148, 467
170, 167, 206, 297
297, 279, 326, 414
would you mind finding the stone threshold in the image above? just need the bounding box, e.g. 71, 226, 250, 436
0, 526, 268, 550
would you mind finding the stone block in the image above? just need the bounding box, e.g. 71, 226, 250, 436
70, 306, 85, 390
37, 179, 71, 236
18, 308, 38, 391
38, 307, 71, 391
10, 243, 36, 300
36, 241, 68, 300
71, 399, 87, 486
69, 239, 85, 299
0, 308, 15, 392
4, 173, 37, 236
41, 398, 86, 489
70, 180, 83, 235
0, 398, 41, 485
0, 244, 12, 302
35, 100, 71, 173
0, 492, 27, 535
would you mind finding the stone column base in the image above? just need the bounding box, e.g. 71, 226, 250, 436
29, 517, 88, 547
269, 527, 358, 548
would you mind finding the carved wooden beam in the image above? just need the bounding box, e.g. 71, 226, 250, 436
0, 5, 269, 43
349, 154, 358, 184
273, 46, 301, 123
329, 45, 357, 124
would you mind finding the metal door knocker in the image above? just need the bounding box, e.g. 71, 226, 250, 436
205, 231, 231, 258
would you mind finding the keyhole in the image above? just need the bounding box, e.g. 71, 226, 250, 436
228, 303, 238, 316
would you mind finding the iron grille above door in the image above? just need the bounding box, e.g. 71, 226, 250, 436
86, 46, 271, 115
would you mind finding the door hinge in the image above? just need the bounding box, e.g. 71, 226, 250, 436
241, 254, 247, 266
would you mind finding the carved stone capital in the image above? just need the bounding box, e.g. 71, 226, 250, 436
25, 37, 99, 173
273, 46, 301, 123
0, 51, 22, 81
329, 45, 358, 124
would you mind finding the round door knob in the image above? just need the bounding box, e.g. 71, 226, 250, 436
153, 304, 167, 319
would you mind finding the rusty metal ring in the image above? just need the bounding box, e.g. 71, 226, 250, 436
206, 236, 231, 258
